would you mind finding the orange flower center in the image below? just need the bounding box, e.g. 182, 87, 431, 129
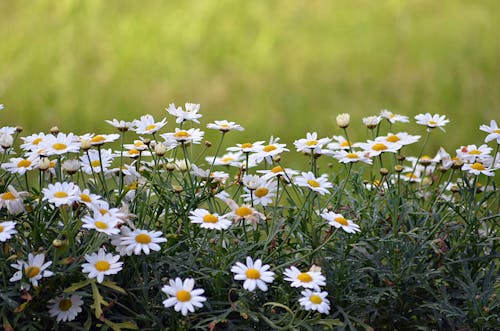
236, 206, 252, 217
135, 233, 152, 244
263, 145, 277, 152
305, 140, 318, 146
145, 124, 156, 131
25, 266, 40, 278
17, 159, 32, 168
203, 214, 219, 223
176, 290, 191, 302
310, 294, 323, 304
91, 160, 101, 167
468, 150, 481, 155
471, 163, 485, 171
1, 192, 16, 200
386, 135, 400, 143
52, 143, 67, 151
297, 272, 313, 283
372, 143, 387, 151
346, 153, 359, 159
340, 141, 350, 147
334, 217, 348, 226
94, 221, 108, 229
255, 187, 269, 198
271, 166, 283, 173
95, 260, 110, 272
91, 135, 106, 143
32, 138, 42, 145
241, 143, 253, 149
174, 131, 190, 138
54, 191, 68, 198
80, 194, 92, 203
307, 179, 320, 188
246, 268, 261, 279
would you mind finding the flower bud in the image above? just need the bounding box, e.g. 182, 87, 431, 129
154, 143, 167, 156
0, 133, 13, 149
336, 113, 350, 128
362, 116, 380, 129
380, 167, 389, 176
50, 126, 60, 134
39, 157, 51, 171
80, 139, 92, 150
394, 165, 404, 173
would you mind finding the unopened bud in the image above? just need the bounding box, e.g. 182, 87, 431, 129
154, 143, 167, 156
452, 160, 463, 170
336, 113, 350, 128
204, 140, 212, 148
15, 126, 23, 133
0, 134, 13, 149
80, 139, 92, 150
397, 154, 406, 162
438, 166, 448, 173
143, 138, 151, 146
272, 155, 281, 163
422, 176, 433, 186
39, 157, 51, 171
380, 168, 389, 176
166, 163, 175, 171
394, 165, 404, 173
50, 126, 60, 134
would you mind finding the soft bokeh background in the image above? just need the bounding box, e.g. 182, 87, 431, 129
1, 0, 499, 155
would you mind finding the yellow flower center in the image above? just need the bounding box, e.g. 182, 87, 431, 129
80, 193, 92, 203
494, 129, 500, 134
91, 135, 106, 143
176, 290, 191, 302
25, 266, 40, 278
334, 217, 348, 226
58, 299, 73, 311
134, 141, 145, 147
145, 124, 156, 131
305, 140, 318, 146
471, 162, 485, 171
94, 221, 108, 229
246, 268, 261, 279
468, 150, 481, 155
174, 131, 190, 138
52, 143, 67, 151
372, 143, 387, 151
346, 153, 359, 159
340, 141, 350, 147
297, 272, 313, 283
236, 206, 252, 217
221, 157, 234, 163
54, 191, 68, 198
128, 149, 140, 155
255, 187, 269, 198
263, 145, 277, 152
386, 135, 400, 143
241, 143, 253, 149
99, 209, 109, 215
428, 120, 437, 125
405, 173, 419, 179
135, 233, 152, 244
310, 294, 323, 304
1, 192, 16, 200
95, 260, 110, 272
17, 159, 32, 168
271, 166, 283, 173
0, 226, 3, 232
307, 179, 320, 188
91, 160, 101, 167
203, 214, 219, 223
33, 138, 42, 145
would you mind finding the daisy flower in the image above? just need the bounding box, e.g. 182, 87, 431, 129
0, 126, 16, 135
80, 133, 120, 146
162, 277, 206, 316
48, 294, 84, 323
294, 132, 331, 154
1, 154, 39, 175
39, 133, 80, 156
222, 198, 266, 227
10, 253, 54, 288
355, 139, 401, 157
227, 141, 265, 153
0, 185, 28, 215
81, 213, 121, 235
257, 165, 299, 181
231, 256, 275, 292
132, 114, 167, 135
375, 132, 421, 147
294, 172, 333, 195
415, 113, 450, 131
78, 189, 103, 209
20, 132, 47, 152
332, 150, 373, 165
207, 120, 244, 132
205, 152, 243, 167
62, 159, 81, 175
283, 266, 326, 291
0, 221, 17, 242
480, 120, 500, 144
379, 109, 409, 123
241, 179, 277, 206
105, 118, 132, 132
362, 116, 381, 129
250, 136, 289, 164
166, 102, 202, 124
81, 248, 123, 283
123, 139, 149, 151
299, 290, 331, 314
80, 148, 115, 174
462, 162, 496, 177
189, 209, 232, 230
118, 228, 167, 255
456, 144, 492, 163
319, 211, 360, 233
42, 182, 80, 207
326, 135, 352, 150
161, 128, 205, 145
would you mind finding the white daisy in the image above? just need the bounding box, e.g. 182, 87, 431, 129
227, 141, 265, 153
355, 139, 401, 157
189, 209, 232, 230
0, 185, 28, 215
78, 189, 103, 209
0, 126, 17, 135
0, 133, 14, 150
42, 182, 80, 207
456, 144, 492, 163
375, 132, 420, 147
207, 120, 244, 132
205, 152, 243, 167
62, 159, 81, 175
326, 135, 352, 150
480, 120, 500, 144
48, 294, 84, 323
283, 266, 326, 291
294, 132, 331, 154
222, 198, 266, 227
250, 136, 289, 164
332, 150, 373, 165
298, 290, 331, 314
80, 133, 120, 146
20, 132, 47, 152
132, 114, 167, 135
241, 179, 277, 206
39, 133, 81, 156
161, 128, 205, 145
119, 229, 167, 255
257, 165, 299, 181
319, 211, 360, 233
82, 213, 121, 235
0, 221, 17, 242
414, 113, 450, 131
80, 148, 115, 174
81, 248, 123, 283
294, 172, 332, 195
1, 154, 39, 175
362, 116, 381, 129
166, 102, 202, 124
379, 109, 409, 123
105, 118, 132, 132
162, 277, 207, 316
231, 256, 275, 292
462, 162, 496, 177
10, 253, 54, 288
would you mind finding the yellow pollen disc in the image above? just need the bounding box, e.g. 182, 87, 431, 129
99, 209, 109, 215
80, 194, 92, 203
421, 155, 431, 160
128, 149, 140, 155
95, 260, 110, 272
174, 131, 190, 138
25, 266, 40, 278
0, 226, 3, 232
297, 272, 313, 283
203, 214, 219, 223
428, 120, 437, 125
91, 160, 101, 167
17, 159, 32, 168
471, 162, 485, 171
220, 124, 229, 128
373, 179, 381, 186
91, 135, 106, 143
372, 143, 387, 151
468, 150, 481, 155
387, 135, 400, 143
263, 145, 277, 152
1, 192, 16, 200
52, 143, 67, 151
405, 173, 419, 179
271, 166, 283, 173
176, 290, 191, 302
134, 141, 145, 147
346, 153, 359, 159
135, 233, 152, 244
145, 124, 156, 131
307, 179, 320, 188
94, 221, 108, 229
494, 129, 500, 134
340, 141, 350, 147
54, 191, 68, 198
58, 299, 73, 311
255, 187, 269, 198
389, 114, 395, 118
310, 294, 323, 304
236, 206, 252, 217
221, 157, 234, 163
33, 138, 42, 145
246, 268, 261, 279
241, 143, 253, 148
305, 140, 318, 146
49, 161, 56, 168
334, 217, 348, 226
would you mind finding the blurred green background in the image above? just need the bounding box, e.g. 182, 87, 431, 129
1, 0, 499, 155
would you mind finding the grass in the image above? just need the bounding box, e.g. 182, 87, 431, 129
1, 0, 499, 159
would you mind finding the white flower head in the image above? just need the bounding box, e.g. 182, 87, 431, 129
336, 113, 350, 128
0, 185, 28, 215
355, 139, 401, 157
380, 109, 409, 123
241, 179, 277, 206
362, 116, 381, 129
42, 182, 80, 207
415, 113, 450, 131
81, 248, 123, 283
320, 211, 360, 233
332, 150, 373, 165
294, 172, 333, 195
119, 229, 167, 255
10, 253, 54, 288
39, 133, 81, 156
207, 120, 244, 132
299, 290, 331, 314
189, 209, 232, 230
166, 102, 202, 124
105, 118, 132, 132
48, 294, 84, 323
294, 132, 331, 154
283, 266, 326, 291
82, 213, 121, 235
0, 221, 17, 242
326, 135, 352, 151
1, 154, 39, 175
480, 120, 500, 144
162, 277, 207, 316
132, 114, 167, 134
161, 128, 205, 145
231, 256, 275, 292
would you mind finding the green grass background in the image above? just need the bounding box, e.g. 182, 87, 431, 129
1, 0, 499, 156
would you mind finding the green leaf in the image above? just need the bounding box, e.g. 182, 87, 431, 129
91, 280, 108, 319
101, 280, 127, 294
64, 279, 91, 293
